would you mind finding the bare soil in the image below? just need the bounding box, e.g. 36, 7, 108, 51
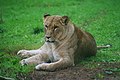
17, 62, 120, 80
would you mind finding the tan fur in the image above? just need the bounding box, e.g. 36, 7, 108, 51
17, 15, 98, 71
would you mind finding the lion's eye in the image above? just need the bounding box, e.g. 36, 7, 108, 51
45, 25, 48, 28
54, 26, 58, 31
54, 26, 58, 29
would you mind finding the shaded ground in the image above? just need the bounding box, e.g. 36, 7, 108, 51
17, 62, 120, 80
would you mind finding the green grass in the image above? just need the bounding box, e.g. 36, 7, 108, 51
0, 52, 33, 79
0, 0, 120, 79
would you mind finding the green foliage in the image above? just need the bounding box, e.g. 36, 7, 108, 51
0, 0, 120, 79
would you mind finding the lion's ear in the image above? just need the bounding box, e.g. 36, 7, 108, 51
62, 16, 69, 25
44, 14, 50, 19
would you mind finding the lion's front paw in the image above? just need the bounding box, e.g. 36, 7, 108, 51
20, 59, 28, 66
35, 65, 40, 70
17, 50, 29, 58
35, 63, 49, 71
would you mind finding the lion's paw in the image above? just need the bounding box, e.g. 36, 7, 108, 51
17, 50, 29, 58
35, 65, 40, 70
20, 59, 28, 66
35, 63, 49, 70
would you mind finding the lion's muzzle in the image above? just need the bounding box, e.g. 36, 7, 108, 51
45, 35, 55, 43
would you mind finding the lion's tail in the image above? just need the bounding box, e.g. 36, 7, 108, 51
97, 44, 112, 50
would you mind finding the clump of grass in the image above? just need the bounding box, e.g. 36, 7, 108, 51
0, 52, 33, 79
0, 28, 5, 33
33, 27, 43, 34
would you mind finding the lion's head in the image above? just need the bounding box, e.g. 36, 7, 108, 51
43, 14, 70, 43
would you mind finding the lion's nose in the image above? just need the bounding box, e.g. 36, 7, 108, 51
46, 35, 51, 39
46, 36, 50, 39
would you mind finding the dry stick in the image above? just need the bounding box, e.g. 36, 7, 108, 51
0, 76, 15, 80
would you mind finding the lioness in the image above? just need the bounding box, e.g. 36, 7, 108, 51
17, 14, 110, 71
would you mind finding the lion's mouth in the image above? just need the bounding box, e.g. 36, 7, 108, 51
46, 40, 55, 43
45, 37, 55, 43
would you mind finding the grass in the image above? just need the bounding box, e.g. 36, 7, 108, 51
0, 52, 33, 79
0, 0, 120, 79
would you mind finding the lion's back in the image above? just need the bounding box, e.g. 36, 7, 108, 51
74, 26, 97, 63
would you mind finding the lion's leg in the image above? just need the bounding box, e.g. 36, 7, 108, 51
17, 49, 45, 58
35, 58, 73, 71
20, 53, 49, 66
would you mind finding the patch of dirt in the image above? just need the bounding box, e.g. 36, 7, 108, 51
17, 62, 120, 80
